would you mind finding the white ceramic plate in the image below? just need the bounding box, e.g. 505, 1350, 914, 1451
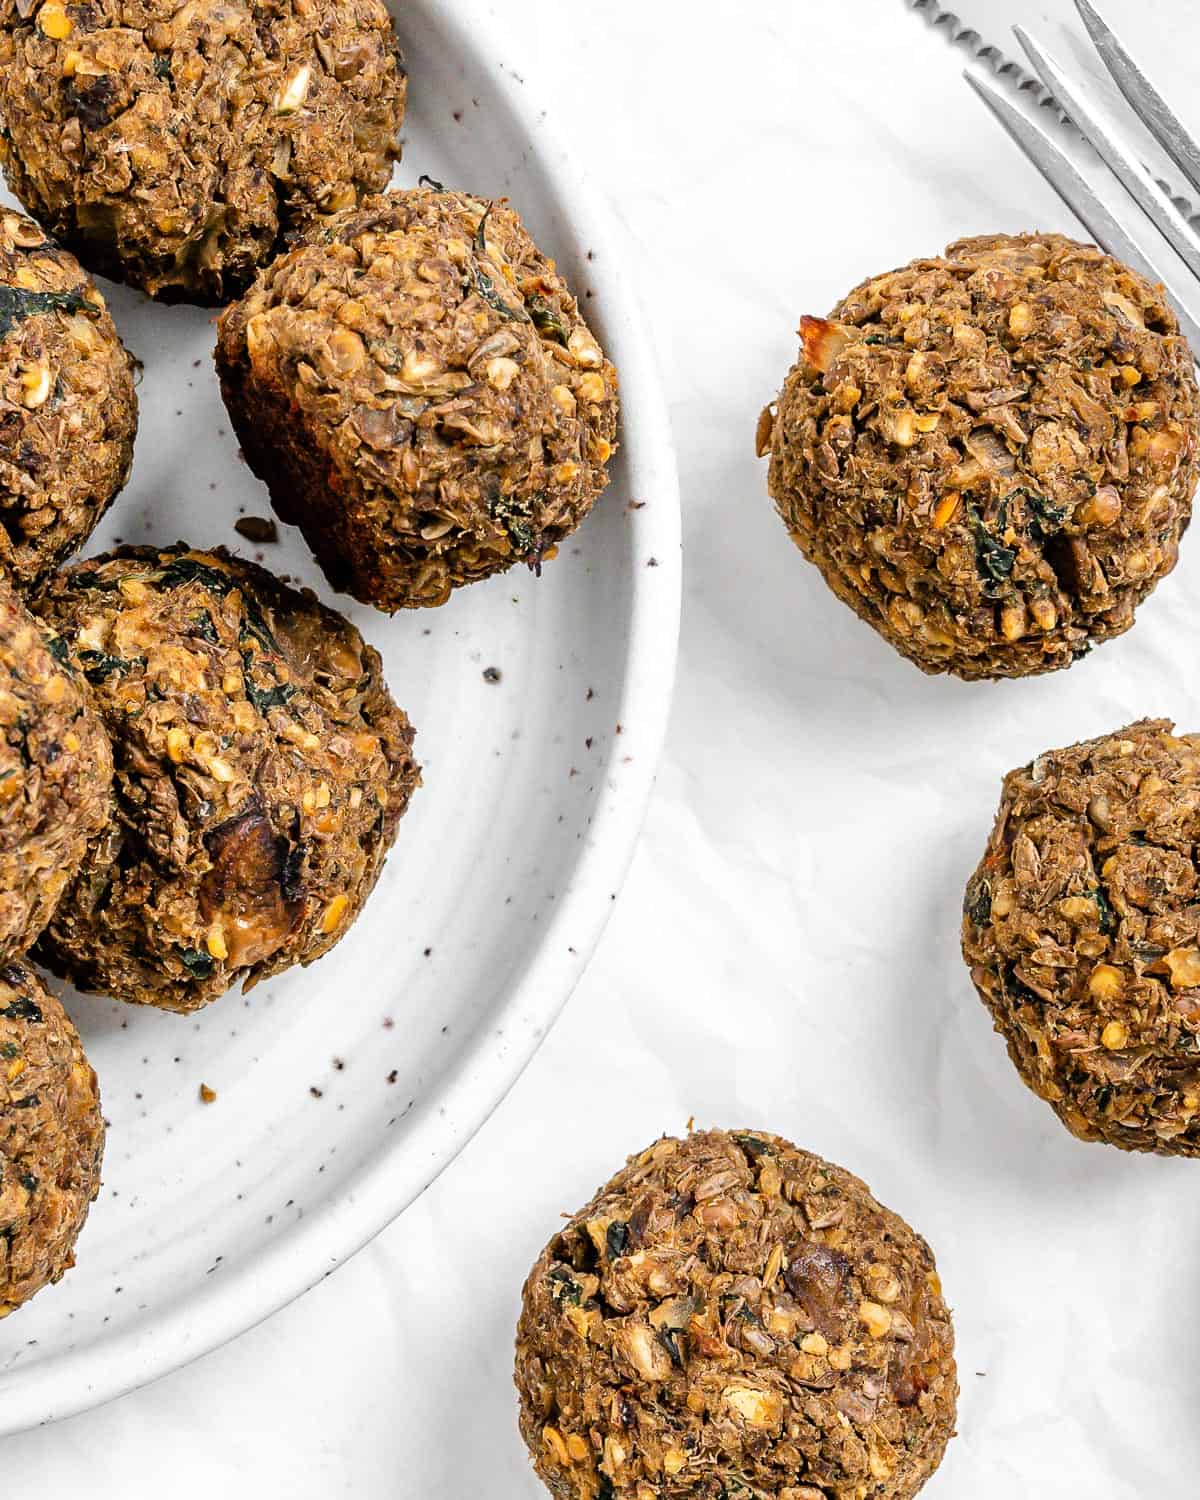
0, 0, 679, 1434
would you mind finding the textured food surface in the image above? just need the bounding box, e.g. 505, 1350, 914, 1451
216, 187, 619, 610
515, 1129, 957, 1500
33, 544, 419, 1011
0, 208, 135, 585
0, 572, 112, 960
0, 962, 103, 1317
0, 0, 406, 302
963, 718, 1200, 1155
763, 233, 1200, 679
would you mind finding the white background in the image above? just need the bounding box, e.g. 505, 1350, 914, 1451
5, 2, 1197, 1495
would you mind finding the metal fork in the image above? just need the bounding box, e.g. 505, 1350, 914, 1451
966, 0, 1200, 351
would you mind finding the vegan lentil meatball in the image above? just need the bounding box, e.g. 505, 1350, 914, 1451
0, 208, 135, 587
0, 573, 112, 961
0, 0, 407, 303
215, 187, 619, 611
761, 233, 1200, 679
963, 718, 1200, 1155
515, 1129, 957, 1500
33, 544, 419, 1012
0, 961, 103, 1317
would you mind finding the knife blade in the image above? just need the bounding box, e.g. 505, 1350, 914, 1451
907, 0, 1200, 225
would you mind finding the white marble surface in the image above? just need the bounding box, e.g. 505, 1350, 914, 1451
4, 2, 1196, 1494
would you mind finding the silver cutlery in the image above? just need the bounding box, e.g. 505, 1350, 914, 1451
965, 0, 1200, 350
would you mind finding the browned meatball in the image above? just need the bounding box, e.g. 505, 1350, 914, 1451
215, 187, 619, 610
0, 573, 112, 961
762, 233, 1200, 679
0, 962, 103, 1317
516, 1129, 957, 1500
0, 0, 407, 303
964, 718, 1200, 1154
33, 544, 419, 1012
0, 208, 135, 586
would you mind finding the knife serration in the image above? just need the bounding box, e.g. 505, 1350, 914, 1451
906, 0, 1200, 227
908, 0, 1059, 111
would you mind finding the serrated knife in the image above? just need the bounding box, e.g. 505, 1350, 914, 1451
908, 0, 1200, 224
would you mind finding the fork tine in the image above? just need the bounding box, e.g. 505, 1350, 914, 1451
1075, 0, 1200, 203
965, 66, 1200, 352
1014, 26, 1200, 283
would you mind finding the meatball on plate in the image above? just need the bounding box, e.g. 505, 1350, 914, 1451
216, 187, 618, 611
0, 209, 135, 587
0, 0, 407, 302
33, 545, 419, 1013
0, 573, 112, 962
0, 964, 103, 1319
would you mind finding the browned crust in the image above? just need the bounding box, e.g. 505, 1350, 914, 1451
0, 208, 136, 586
765, 233, 1200, 680
963, 718, 1200, 1154
0, 961, 103, 1317
0, 570, 112, 960
216, 187, 619, 610
0, 0, 407, 303
33, 543, 419, 1011
515, 1129, 957, 1500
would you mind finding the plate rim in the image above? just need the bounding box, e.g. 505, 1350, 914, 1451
0, 0, 681, 1435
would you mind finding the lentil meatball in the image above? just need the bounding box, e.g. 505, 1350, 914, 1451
963, 718, 1200, 1154
215, 187, 619, 611
762, 233, 1200, 679
0, 573, 112, 961
0, 208, 135, 587
0, 961, 103, 1317
515, 1129, 957, 1500
0, 0, 407, 303
33, 544, 419, 1012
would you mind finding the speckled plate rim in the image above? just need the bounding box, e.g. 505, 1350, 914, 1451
1, 0, 680, 1435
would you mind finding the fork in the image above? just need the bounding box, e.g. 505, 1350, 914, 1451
965, 0, 1200, 351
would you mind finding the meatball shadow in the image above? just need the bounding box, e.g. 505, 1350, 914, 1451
47, 975, 170, 1046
